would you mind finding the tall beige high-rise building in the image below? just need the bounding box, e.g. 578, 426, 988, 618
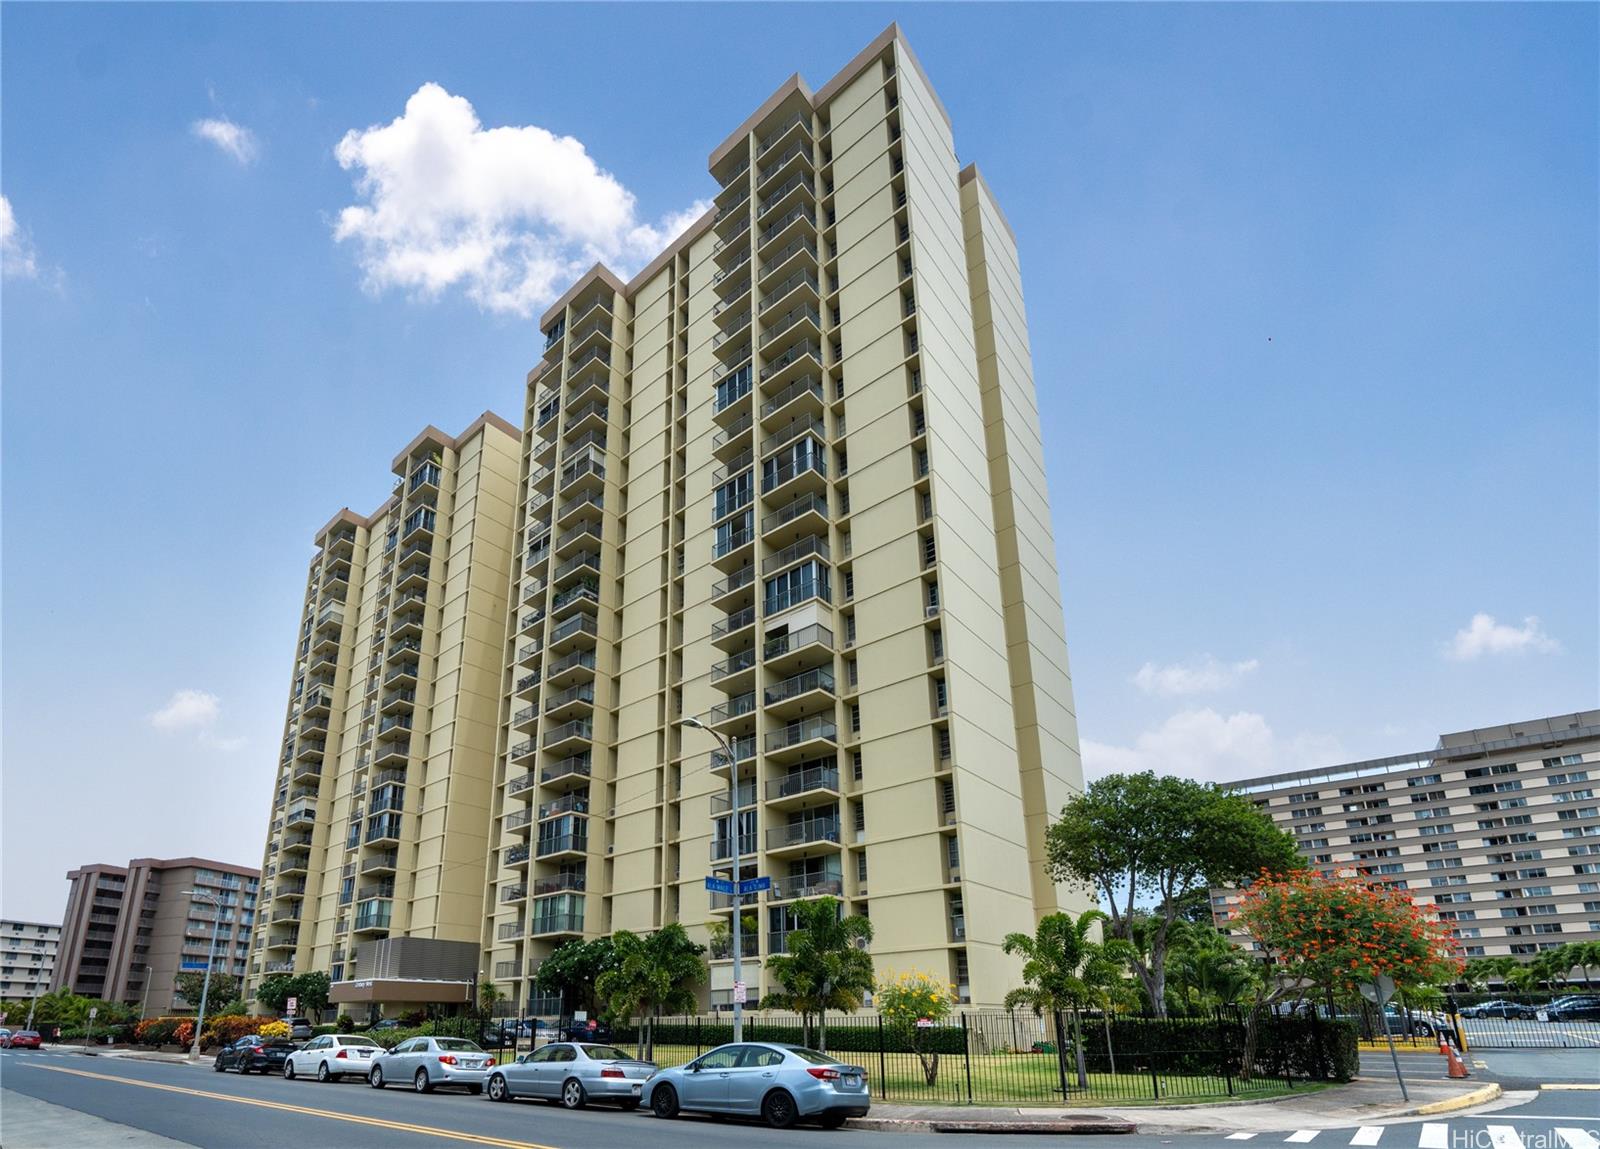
246, 414, 521, 1012
483, 24, 1088, 1012
1, 920, 61, 1001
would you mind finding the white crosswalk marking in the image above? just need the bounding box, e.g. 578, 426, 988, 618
1556, 1130, 1600, 1149
1418, 1125, 1450, 1149
1350, 1127, 1384, 1146
1286, 1133, 1320, 1144
1227, 1135, 1258, 1142
1486, 1127, 1527, 1149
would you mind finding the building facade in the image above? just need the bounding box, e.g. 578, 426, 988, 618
1216, 711, 1600, 960
50, 858, 258, 1014
482, 24, 1089, 1012
0, 920, 61, 1001
246, 414, 522, 1013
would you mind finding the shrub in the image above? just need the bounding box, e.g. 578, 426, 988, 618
257, 1020, 291, 1040
336, 1014, 355, 1033
134, 1017, 184, 1046
202, 1015, 263, 1047
1256, 1017, 1358, 1082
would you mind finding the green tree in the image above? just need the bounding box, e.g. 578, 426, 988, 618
1462, 956, 1519, 992
1235, 870, 1464, 1078
174, 972, 238, 1012
1044, 771, 1300, 1017
760, 896, 874, 1052
876, 970, 956, 1086
478, 980, 506, 1017
1167, 925, 1256, 1012
253, 973, 294, 1014
1002, 910, 1136, 1085
594, 924, 706, 1060
289, 972, 331, 1017
534, 937, 618, 1018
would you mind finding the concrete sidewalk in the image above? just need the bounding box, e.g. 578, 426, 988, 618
852, 1077, 1503, 1135
0, 1088, 192, 1148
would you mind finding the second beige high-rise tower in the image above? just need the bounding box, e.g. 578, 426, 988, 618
485, 24, 1088, 1012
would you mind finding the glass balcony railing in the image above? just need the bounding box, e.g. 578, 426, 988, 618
765, 667, 835, 706
767, 765, 840, 802
766, 717, 837, 753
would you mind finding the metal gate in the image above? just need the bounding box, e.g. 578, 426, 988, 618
1448, 992, 1600, 1049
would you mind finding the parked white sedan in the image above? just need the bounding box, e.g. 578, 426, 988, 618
283, 1034, 384, 1082
368, 1036, 496, 1094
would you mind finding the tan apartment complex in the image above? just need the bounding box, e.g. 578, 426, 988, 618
1215, 711, 1600, 961
482, 24, 1089, 1013
51, 858, 258, 1015
247, 414, 522, 1012
1, 920, 61, 1001
244, 26, 1087, 1017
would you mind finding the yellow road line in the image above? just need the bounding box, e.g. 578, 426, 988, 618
16, 1063, 554, 1149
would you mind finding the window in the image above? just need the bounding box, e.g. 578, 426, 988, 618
714, 472, 752, 520
761, 436, 826, 493
1465, 764, 1519, 778
1407, 774, 1443, 788
764, 560, 829, 614
853, 803, 866, 833
849, 703, 861, 735
857, 852, 869, 883
852, 750, 863, 781
714, 364, 752, 412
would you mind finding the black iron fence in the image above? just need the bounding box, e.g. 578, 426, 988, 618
591, 1008, 1355, 1105
1446, 991, 1600, 1050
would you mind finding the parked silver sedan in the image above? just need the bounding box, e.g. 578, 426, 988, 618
486, 1042, 656, 1109
644, 1042, 869, 1129
367, 1036, 496, 1094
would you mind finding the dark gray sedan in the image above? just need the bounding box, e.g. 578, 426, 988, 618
485, 1042, 655, 1109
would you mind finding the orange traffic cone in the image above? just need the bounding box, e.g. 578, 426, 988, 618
1437, 1036, 1450, 1056
1445, 1045, 1470, 1079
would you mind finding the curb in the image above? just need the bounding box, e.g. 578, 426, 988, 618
1414, 1083, 1502, 1115
850, 1117, 1138, 1136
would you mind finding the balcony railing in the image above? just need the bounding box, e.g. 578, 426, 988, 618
771, 875, 843, 901
536, 833, 589, 858
548, 613, 599, 645
504, 844, 531, 866
710, 934, 761, 960
710, 832, 759, 862
533, 872, 586, 896
767, 765, 840, 801
541, 756, 592, 785
761, 375, 824, 421
542, 719, 593, 747
538, 792, 589, 819
767, 717, 837, 752
760, 339, 821, 382
762, 453, 826, 495
713, 606, 756, 637
711, 647, 758, 682
762, 492, 828, 535
531, 913, 585, 936
710, 692, 757, 724
768, 820, 841, 850
760, 305, 820, 347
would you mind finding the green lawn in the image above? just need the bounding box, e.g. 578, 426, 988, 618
608, 1042, 1312, 1107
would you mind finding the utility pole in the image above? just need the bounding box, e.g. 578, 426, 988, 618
184, 890, 226, 1061
683, 716, 746, 1043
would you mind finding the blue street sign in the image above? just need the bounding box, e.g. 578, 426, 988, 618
704, 876, 735, 895
737, 876, 772, 895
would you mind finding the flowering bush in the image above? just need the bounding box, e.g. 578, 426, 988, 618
202, 1015, 265, 1047
134, 1017, 183, 1046
174, 1021, 195, 1049
1236, 870, 1464, 996
256, 1020, 290, 1040
876, 970, 957, 1085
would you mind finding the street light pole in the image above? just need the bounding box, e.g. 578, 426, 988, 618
683, 716, 745, 1043
185, 890, 225, 1061
140, 964, 152, 1021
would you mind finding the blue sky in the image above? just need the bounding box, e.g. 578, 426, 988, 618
3, 4, 1594, 923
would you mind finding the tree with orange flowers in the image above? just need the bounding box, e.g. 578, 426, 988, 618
1236, 870, 1464, 998
1232, 870, 1464, 1078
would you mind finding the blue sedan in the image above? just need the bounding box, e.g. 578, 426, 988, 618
644, 1042, 869, 1129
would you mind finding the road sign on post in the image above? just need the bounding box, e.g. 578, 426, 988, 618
704, 877, 735, 895
1364, 976, 1408, 1102
89, 1007, 98, 1019
737, 876, 771, 896
733, 982, 747, 1004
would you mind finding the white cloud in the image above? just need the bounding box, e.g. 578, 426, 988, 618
150, 689, 221, 731
191, 117, 259, 165
1082, 708, 1341, 784
1132, 655, 1259, 697
332, 82, 711, 317
1445, 613, 1561, 661
1, 195, 39, 278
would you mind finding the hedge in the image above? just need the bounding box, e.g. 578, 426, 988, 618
609, 1018, 968, 1056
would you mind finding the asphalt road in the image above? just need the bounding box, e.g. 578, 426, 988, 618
2, 1047, 1596, 1149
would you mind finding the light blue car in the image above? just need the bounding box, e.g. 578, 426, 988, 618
644, 1041, 869, 1129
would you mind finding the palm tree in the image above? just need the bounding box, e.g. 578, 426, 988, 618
760, 896, 874, 1052
594, 924, 706, 1060
1002, 909, 1133, 1087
